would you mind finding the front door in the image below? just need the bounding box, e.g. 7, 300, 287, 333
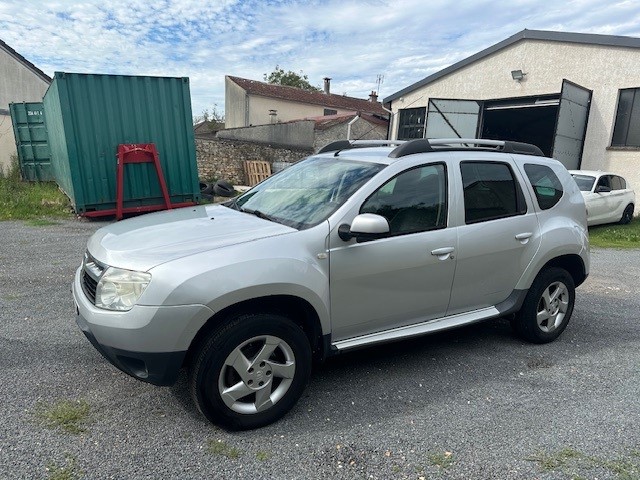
329, 163, 457, 342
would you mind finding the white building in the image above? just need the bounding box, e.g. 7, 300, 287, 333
0, 39, 50, 172
225, 75, 387, 129
384, 29, 640, 189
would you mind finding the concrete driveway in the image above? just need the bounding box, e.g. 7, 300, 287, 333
1, 219, 638, 479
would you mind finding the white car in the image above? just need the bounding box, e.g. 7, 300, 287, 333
569, 170, 635, 226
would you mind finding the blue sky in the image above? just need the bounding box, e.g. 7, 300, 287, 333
2, 0, 640, 118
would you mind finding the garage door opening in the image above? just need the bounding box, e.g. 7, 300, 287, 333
422, 79, 592, 169
481, 98, 559, 157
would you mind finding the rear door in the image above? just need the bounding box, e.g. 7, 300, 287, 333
551, 80, 592, 170
447, 156, 541, 314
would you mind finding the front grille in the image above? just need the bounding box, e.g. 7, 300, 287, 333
82, 270, 98, 303
81, 252, 105, 304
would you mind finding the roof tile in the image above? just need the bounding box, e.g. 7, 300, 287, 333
228, 76, 387, 117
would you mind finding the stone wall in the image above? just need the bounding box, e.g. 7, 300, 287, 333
196, 137, 312, 185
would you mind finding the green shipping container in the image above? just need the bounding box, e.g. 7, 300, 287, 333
43, 72, 199, 215
9, 102, 54, 181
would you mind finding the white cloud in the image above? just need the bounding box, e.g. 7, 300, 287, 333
1, 0, 640, 115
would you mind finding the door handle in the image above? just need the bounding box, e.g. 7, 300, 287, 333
515, 232, 533, 244
431, 247, 455, 260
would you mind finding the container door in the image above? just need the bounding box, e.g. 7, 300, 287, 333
9, 102, 53, 181
425, 99, 481, 139
551, 80, 592, 170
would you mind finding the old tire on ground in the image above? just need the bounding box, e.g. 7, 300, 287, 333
619, 204, 634, 225
199, 182, 213, 195
213, 180, 235, 197
511, 267, 575, 344
189, 313, 312, 430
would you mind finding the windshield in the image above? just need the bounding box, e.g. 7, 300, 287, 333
230, 156, 385, 229
571, 174, 596, 192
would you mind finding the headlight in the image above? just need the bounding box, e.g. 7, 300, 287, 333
95, 267, 151, 311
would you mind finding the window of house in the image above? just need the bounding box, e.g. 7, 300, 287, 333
397, 107, 426, 140
523, 164, 564, 210
361, 164, 447, 236
460, 162, 527, 224
324, 108, 338, 116
612, 88, 640, 147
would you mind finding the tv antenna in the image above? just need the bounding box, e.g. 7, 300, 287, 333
375, 74, 384, 94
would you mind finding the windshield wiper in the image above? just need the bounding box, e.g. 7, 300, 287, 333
240, 207, 278, 223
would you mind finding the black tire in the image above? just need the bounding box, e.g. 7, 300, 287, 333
512, 267, 575, 344
189, 313, 311, 430
619, 204, 634, 225
213, 180, 235, 197
199, 182, 214, 195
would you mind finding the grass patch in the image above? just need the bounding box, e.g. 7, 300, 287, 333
46, 454, 83, 480
527, 447, 583, 471
0, 158, 72, 221
206, 439, 241, 459
256, 451, 269, 461
589, 217, 640, 249
527, 446, 640, 479
34, 399, 91, 434
26, 218, 59, 226
427, 451, 454, 469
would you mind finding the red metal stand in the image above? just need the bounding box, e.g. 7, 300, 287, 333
115, 143, 171, 220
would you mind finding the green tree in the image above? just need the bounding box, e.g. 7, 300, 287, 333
193, 104, 225, 126
263, 66, 320, 92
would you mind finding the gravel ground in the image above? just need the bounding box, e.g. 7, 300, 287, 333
1, 218, 639, 480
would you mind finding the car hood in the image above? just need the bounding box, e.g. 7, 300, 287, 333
87, 205, 297, 271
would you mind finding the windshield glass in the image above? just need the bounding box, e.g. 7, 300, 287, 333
231, 156, 385, 229
571, 174, 596, 192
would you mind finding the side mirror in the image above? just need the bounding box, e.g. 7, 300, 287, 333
338, 213, 390, 241
595, 185, 611, 193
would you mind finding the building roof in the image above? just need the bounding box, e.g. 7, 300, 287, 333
383, 29, 640, 104
227, 75, 388, 117
0, 38, 51, 83
304, 112, 389, 130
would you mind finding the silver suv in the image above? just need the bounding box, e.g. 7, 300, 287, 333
72, 138, 589, 430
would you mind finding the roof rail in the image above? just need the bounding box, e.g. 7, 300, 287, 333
388, 138, 544, 158
317, 139, 405, 154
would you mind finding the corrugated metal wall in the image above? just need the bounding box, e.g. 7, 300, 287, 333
9, 102, 53, 181
44, 72, 199, 214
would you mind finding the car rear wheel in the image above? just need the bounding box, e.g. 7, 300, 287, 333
619, 204, 634, 225
511, 267, 575, 344
189, 313, 312, 430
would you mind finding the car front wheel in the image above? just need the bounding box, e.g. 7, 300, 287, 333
512, 267, 575, 344
189, 313, 312, 430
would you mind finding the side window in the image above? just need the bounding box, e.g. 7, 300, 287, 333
611, 176, 624, 190
596, 175, 611, 190
361, 164, 447, 235
523, 164, 564, 210
460, 162, 526, 224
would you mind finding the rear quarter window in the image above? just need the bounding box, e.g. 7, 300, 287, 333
523, 164, 564, 210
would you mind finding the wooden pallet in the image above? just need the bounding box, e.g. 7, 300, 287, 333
244, 160, 272, 186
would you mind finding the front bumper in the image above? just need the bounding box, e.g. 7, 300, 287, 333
72, 267, 214, 386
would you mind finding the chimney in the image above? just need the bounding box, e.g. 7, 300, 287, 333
269, 109, 277, 123
323, 77, 331, 95
369, 91, 378, 102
